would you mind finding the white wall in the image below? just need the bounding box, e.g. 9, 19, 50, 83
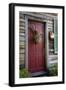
0, 0, 66, 90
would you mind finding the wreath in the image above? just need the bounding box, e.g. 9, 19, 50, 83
33, 30, 40, 44
29, 25, 40, 44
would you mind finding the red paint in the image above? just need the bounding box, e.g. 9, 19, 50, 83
28, 20, 46, 73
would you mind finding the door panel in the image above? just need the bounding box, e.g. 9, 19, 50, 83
28, 20, 46, 73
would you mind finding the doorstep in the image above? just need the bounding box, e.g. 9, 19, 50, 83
31, 71, 48, 77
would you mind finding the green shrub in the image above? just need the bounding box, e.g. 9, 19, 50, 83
20, 68, 30, 78
48, 64, 58, 76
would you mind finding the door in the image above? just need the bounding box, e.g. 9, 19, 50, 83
28, 20, 46, 73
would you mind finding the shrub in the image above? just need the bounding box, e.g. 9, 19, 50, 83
20, 68, 30, 78
48, 64, 58, 76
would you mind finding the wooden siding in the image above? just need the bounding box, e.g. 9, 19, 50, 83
47, 20, 58, 66
19, 13, 25, 65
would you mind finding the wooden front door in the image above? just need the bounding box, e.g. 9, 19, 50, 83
28, 20, 46, 73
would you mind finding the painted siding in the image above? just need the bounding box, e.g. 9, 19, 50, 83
19, 13, 25, 66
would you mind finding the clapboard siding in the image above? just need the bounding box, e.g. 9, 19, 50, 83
19, 22, 25, 27
20, 45, 25, 49
19, 29, 25, 33
19, 14, 26, 66
19, 33, 25, 36
20, 60, 24, 65
19, 18, 25, 22
19, 26, 25, 30
20, 54, 25, 59
48, 55, 58, 67
20, 49, 25, 53
47, 20, 53, 32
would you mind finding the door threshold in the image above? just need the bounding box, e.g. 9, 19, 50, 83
31, 71, 48, 77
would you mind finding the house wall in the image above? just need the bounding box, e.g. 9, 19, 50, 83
19, 12, 58, 69
19, 14, 26, 68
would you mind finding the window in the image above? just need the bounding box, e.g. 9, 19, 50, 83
49, 19, 58, 55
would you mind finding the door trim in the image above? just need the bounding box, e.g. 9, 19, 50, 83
25, 15, 49, 71
25, 16, 28, 69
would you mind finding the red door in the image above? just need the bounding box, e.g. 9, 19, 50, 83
28, 20, 46, 73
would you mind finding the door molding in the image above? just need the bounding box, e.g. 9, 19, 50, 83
25, 15, 49, 71
25, 16, 28, 69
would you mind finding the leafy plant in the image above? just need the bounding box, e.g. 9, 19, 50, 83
48, 64, 58, 76
20, 68, 30, 78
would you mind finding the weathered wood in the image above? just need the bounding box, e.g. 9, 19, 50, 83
20, 40, 25, 42
19, 33, 25, 36
48, 25, 53, 29
19, 60, 24, 64
19, 37, 25, 41
19, 13, 25, 18
20, 49, 25, 53
20, 45, 25, 49
20, 41, 25, 46
19, 54, 25, 60
47, 23, 53, 27
19, 29, 25, 33
19, 28, 25, 31
19, 18, 25, 22
48, 27, 53, 30
19, 21, 25, 24
47, 20, 53, 23
19, 31, 25, 33
19, 23, 25, 27
19, 26, 25, 30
